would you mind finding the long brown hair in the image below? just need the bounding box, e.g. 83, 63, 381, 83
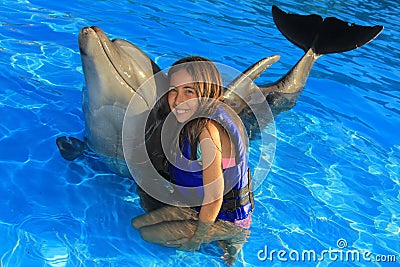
167, 56, 223, 159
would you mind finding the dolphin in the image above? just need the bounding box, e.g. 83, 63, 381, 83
56, 26, 167, 176
56, 6, 383, 179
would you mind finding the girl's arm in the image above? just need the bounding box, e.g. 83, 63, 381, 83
198, 120, 224, 223
178, 121, 225, 251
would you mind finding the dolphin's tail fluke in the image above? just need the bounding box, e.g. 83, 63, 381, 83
56, 136, 86, 161
272, 5, 383, 55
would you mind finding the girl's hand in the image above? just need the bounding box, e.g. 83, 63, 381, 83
173, 219, 213, 251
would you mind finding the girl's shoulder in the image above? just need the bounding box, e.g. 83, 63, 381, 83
199, 120, 221, 141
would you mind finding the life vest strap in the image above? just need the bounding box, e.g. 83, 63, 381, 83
221, 168, 254, 212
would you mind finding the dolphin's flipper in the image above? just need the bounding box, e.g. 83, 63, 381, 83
272, 5, 383, 55
224, 55, 281, 113
56, 136, 86, 161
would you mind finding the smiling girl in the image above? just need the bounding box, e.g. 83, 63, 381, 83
132, 56, 253, 265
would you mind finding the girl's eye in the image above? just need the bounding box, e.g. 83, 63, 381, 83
185, 88, 196, 95
168, 88, 177, 94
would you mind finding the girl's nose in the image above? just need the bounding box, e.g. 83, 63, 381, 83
174, 91, 185, 106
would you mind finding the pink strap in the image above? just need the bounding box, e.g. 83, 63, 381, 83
222, 157, 236, 169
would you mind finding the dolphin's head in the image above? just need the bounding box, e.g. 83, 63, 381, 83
79, 26, 160, 111
78, 26, 167, 164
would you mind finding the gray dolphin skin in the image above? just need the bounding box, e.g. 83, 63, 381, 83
56, 6, 383, 178
56, 26, 167, 175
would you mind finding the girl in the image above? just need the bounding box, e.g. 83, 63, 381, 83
132, 56, 253, 265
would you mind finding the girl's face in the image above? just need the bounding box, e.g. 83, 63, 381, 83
168, 69, 199, 123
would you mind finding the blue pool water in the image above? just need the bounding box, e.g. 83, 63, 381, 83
1, 0, 399, 266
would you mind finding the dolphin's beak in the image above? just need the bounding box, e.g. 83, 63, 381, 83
78, 26, 96, 55
78, 26, 113, 57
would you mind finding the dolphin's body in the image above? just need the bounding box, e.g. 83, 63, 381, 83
56, 6, 383, 178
